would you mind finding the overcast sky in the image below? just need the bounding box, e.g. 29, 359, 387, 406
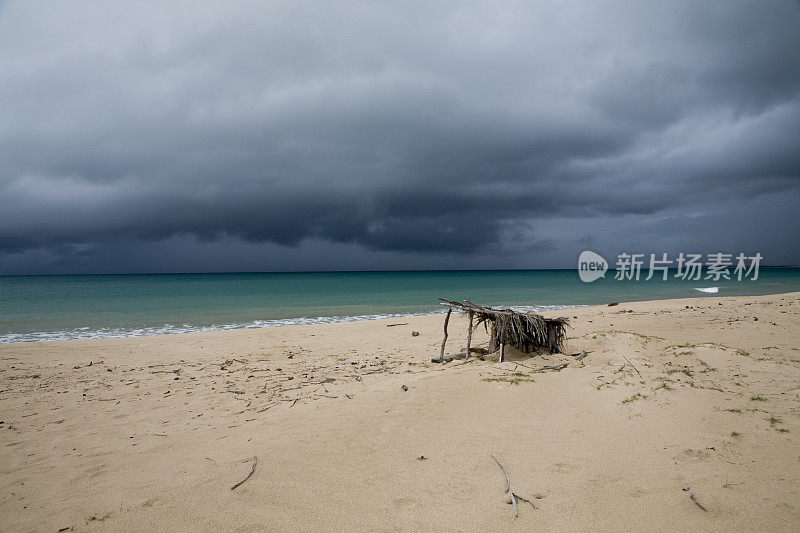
1, 1, 799, 274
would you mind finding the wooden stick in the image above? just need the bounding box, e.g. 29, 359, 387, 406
465, 310, 474, 361
231, 456, 257, 490
511, 492, 518, 517
513, 493, 536, 509
533, 362, 569, 372
386, 323, 408, 327
623, 355, 642, 377
432, 351, 467, 363
682, 486, 707, 511
500, 343, 505, 363
491, 455, 510, 493
438, 308, 452, 362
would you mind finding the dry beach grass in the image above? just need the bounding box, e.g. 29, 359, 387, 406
1, 292, 799, 531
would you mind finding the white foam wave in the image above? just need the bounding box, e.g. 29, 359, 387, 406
693, 287, 719, 293
0, 304, 584, 343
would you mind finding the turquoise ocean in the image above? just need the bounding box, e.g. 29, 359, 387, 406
2, 268, 799, 343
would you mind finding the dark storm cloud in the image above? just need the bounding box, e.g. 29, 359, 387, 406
0, 0, 799, 273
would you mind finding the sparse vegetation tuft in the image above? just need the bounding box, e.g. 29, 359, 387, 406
767, 416, 782, 426
621, 393, 646, 404
482, 374, 535, 385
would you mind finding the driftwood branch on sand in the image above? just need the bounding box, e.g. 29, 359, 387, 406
623, 355, 642, 377
492, 455, 537, 518
683, 486, 707, 511
513, 493, 536, 509
431, 347, 489, 363
572, 350, 590, 361
231, 456, 257, 491
532, 362, 569, 372
491, 455, 510, 493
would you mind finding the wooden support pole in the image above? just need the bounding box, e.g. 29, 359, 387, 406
439, 308, 452, 362
499, 328, 506, 362
465, 310, 473, 361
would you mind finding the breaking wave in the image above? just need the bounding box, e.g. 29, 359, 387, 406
693, 287, 719, 293
0, 304, 584, 343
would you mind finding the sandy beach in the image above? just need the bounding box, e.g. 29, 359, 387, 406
1, 292, 799, 531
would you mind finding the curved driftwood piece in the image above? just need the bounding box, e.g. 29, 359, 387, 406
231, 455, 257, 491
491, 454, 510, 493
513, 493, 536, 510
683, 486, 707, 511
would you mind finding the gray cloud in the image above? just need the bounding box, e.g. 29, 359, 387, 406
1, 0, 799, 273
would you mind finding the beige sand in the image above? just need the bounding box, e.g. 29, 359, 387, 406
1, 292, 799, 531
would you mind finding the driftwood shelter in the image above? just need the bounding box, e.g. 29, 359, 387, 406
435, 299, 570, 363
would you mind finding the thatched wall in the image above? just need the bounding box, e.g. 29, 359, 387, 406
439, 299, 569, 355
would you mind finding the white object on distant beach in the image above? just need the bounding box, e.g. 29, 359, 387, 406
694, 287, 719, 293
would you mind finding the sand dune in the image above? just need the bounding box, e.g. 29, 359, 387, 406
2, 293, 799, 531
